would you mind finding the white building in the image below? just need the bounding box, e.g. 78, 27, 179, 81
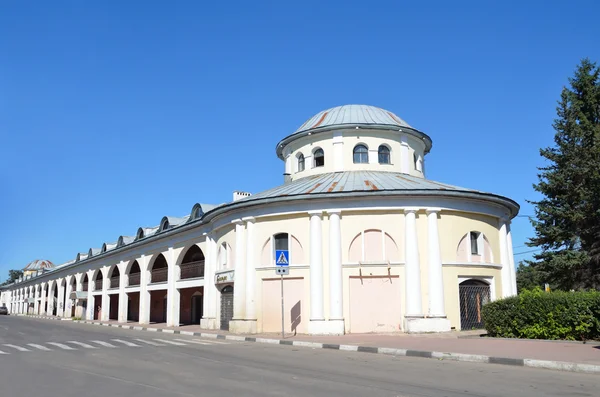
1, 104, 519, 334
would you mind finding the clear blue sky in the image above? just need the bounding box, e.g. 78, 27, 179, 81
1, 1, 598, 279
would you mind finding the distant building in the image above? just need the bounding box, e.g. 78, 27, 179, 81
23, 259, 55, 277
2, 105, 518, 334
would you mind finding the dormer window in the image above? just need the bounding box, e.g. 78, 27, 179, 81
353, 144, 368, 164
378, 145, 390, 164
313, 149, 324, 168
297, 154, 305, 172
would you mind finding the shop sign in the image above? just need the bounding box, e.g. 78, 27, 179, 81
215, 270, 235, 285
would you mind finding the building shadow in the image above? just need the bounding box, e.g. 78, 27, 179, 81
290, 300, 301, 336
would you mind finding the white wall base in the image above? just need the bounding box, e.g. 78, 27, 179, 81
229, 319, 257, 334
404, 317, 451, 333
200, 317, 217, 329
308, 319, 345, 335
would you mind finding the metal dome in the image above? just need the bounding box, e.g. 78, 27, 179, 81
294, 104, 412, 133
23, 259, 55, 271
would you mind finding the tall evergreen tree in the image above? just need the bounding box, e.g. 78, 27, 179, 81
527, 58, 600, 290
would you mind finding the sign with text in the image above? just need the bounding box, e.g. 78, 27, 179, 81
275, 250, 289, 266
214, 270, 235, 285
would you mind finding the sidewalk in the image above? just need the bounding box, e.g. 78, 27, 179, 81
19, 314, 600, 374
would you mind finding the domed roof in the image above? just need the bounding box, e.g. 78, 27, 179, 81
294, 104, 412, 133
23, 259, 55, 271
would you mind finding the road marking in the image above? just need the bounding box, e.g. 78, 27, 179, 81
91, 340, 116, 348
0, 350, 8, 355
3, 344, 30, 352
68, 341, 97, 349
174, 338, 211, 345
153, 339, 187, 346
27, 344, 52, 351
133, 339, 165, 346
111, 339, 141, 347
47, 342, 76, 350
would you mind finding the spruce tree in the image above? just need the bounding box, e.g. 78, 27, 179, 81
527, 58, 600, 290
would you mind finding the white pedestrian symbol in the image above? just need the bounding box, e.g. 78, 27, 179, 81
277, 252, 288, 265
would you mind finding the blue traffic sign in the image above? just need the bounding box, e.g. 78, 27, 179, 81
275, 250, 289, 266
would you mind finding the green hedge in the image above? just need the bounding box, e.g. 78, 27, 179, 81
481, 288, 600, 341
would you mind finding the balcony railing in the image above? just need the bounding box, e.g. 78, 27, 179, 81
128, 273, 140, 286
180, 261, 205, 280
110, 276, 120, 289
151, 267, 168, 283
95, 279, 103, 291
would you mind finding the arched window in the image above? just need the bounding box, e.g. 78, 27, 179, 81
313, 149, 324, 168
413, 152, 418, 169
378, 145, 390, 164
353, 144, 368, 164
297, 154, 305, 172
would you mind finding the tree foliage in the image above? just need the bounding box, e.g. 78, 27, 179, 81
527, 58, 600, 290
0, 269, 23, 286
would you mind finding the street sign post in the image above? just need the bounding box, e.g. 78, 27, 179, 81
275, 250, 289, 338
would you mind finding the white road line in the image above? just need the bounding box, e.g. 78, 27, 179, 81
26, 344, 52, 351
67, 341, 97, 349
90, 340, 116, 348
133, 339, 165, 346
174, 338, 211, 345
111, 339, 141, 347
3, 344, 30, 352
153, 339, 187, 346
0, 350, 8, 355
47, 342, 76, 350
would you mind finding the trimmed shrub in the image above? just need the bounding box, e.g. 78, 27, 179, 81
482, 288, 600, 341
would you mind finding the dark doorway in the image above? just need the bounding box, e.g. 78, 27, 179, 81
191, 295, 203, 324
459, 279, 491, 330
220, 285, 233, 331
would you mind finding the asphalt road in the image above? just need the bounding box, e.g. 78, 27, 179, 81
0, 316, 598, 397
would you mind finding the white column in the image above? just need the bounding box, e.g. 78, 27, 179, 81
232, 219, 246, 320
404, 208, 422, 317
57, 279, 65, 317
166, 247, 180, 327
201, 234, 217, 328
426, 209, 446, 317
64, 276, 73, 317
333, 130, 344, 172
118, 261, 128, 322
328, 210, 344, 330
32, 286, 39, 314
74, 273, 83, 318
40, 284, 46, 316
86, 271, 94, 320
498, 217, 512, 298
244, 217, 256, 321
309, 211, 324, 322
139, 255, 151, 324
400, 135, 410, 174
101, 267, 110, 321
507, 222, 517, 296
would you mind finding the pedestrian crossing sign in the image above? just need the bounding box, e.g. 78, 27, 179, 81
275, 250, 289, 266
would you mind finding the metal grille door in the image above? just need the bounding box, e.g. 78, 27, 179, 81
220, 287, 234, 331
459, 283, 490, 330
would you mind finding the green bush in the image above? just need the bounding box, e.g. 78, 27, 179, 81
482, 288, 600, 341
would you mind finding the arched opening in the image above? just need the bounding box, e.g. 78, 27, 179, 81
128, 261, 141, 286
126, 260, 140, 322
109, 266, 120, 289
177, 245, 205, 325
459, 279, 491, 330
353, 144, 369, 164
180, 245, 205, 280
82, 274, 89, 292
61, 280, 67, 317
70, 277, 76, 317
297, 153, 305, 172
94, 270, 104, 291
313, 148, 324, 168
150, 254, 168, 283
378, 145, 390, 164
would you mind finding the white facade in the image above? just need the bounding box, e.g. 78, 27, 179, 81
3, 105, 518, 334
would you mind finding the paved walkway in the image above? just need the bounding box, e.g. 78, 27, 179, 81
90, 319, 600, 365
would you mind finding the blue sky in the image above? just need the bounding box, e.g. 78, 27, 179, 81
1, 1, 598, 279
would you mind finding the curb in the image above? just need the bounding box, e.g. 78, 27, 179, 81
15, 314, 600, 374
